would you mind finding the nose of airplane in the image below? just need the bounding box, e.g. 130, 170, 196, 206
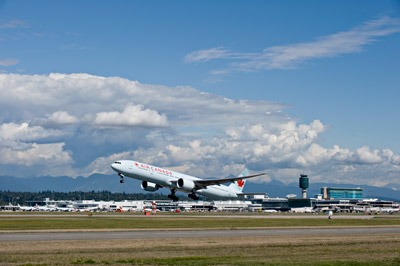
111, 162, 121, 172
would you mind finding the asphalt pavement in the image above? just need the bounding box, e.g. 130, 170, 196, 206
0, 214, 376, 219
1, 227, 399, 242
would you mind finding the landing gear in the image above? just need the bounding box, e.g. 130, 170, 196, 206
188, 193, 199, 201
167, 189, 179, 201
118, 173, 124, 183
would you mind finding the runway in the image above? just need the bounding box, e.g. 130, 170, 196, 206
1, 227, 399, 242
0, 214, 376, 219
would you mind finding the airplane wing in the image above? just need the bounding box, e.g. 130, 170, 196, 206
237, 192, 267, 195
194, 173, 267, 188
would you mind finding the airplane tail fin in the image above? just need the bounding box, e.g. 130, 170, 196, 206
228, 168, 249, 193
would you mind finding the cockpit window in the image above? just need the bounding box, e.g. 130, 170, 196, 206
114, 161, 122, 164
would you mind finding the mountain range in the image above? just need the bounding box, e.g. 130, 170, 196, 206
0, 174, 399, 201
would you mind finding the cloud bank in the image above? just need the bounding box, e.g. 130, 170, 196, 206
0, 73, 398, 186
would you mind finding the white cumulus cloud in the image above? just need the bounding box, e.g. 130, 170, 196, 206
0, 142, 72, 166
0, 72, 398, 186
46, 111, 80, 125
0, 122, 65, 142
0, 122, 73, 169
94, 105, 168, 128
0, 73, 286, 128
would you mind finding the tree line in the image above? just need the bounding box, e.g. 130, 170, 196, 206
0, 191, 181, 205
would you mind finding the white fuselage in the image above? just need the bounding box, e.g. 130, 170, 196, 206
111, 160, 240, 200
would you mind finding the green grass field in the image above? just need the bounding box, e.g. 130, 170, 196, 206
0, 234, 399, 265
0, 215, 399, 231
0, 214, 399, 265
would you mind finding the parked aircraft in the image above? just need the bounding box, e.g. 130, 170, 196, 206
290, 207, 315, 213
18, 205, 35, 211
262, 209, 278, 213
379, 207, 399, 213
111, 160, 266, 201
56, 206, 76, 212
34, 205, 57, 212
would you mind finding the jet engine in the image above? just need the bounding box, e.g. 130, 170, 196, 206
141, 181, 159, 192
177, 178, 196, 191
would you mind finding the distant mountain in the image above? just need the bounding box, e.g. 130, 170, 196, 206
1, 174, 399, 201
0, 174, 144, 193
385, 183, 400, 191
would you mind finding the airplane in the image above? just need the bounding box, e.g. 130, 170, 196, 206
290, 207, 315, 213
262, 209, 278, 213
377, 207, 399, 213
34, 204, 57, 212
18, 205, 35, 211
56, 206, 76, 212
111, 160, 266, 201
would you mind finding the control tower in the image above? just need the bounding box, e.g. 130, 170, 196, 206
299, 174, 309, 199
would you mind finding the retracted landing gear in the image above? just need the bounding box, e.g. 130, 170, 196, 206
167, 189, 179, 201
118, 173, 124, 183
188, 193, 199, 201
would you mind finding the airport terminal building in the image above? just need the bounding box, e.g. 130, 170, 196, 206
1, 177, 398, 213
321, 187, 363, 200
3, 193, 398, 214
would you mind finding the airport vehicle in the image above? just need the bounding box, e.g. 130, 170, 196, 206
111, 160, 266, 201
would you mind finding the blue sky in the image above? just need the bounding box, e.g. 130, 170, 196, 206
0, 1, 399, 187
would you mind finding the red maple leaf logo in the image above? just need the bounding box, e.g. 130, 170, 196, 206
135, 163, 139, 166
237, 180, 245, 188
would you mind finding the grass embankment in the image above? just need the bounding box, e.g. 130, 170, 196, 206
0, 234, 399, 265
0, 215, 399, 231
